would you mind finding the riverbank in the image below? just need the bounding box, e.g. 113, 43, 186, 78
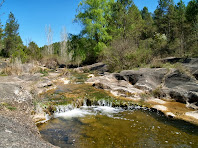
0, 58, 198, 147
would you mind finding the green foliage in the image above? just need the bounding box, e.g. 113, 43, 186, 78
186, 0, 198, 23
0, 102, 17, 111
103, 37, 153, 72
3, 12, 23, 57
141, 7, 155, 39
75, 0, 113, 58
68, 34, 97, 65
27, 41, 42, 60
11, 45, 28, 63
39, 68, 49, 76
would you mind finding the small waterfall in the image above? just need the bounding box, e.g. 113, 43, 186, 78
98, 99, 112, 107
53, 99, 145, 117
83, 99, 87, 107
56, 104, 74, 113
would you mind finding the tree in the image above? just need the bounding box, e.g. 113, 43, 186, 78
141, 7, 155, 39
3, 12, 22, 57
0, 0, 4, 51
108, 0, 134, 39
0, 21, 3, 53
27, 41, 41, 60
154, 0, 174, 34
45, 25, 53, 55
185, 0, 198, 55
186, 0, 198, 24
126, 4, 144, 45
0, 0, 4, 8
60, 26, 72, 66
75, 0, 113, 56
175, 0, 187, 55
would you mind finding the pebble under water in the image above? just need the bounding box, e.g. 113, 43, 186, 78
38, 105, 198, 148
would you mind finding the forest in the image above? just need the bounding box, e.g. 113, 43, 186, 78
0, 0, 198, 72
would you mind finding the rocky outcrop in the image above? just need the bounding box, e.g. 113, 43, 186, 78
74, 62, 108, 74
0, 113, 57, 148
87, 67, 198, 108
86, 74, 143, 100
116, 68, 168, 91
163, 70, 198, 105
0, 73, 59, 147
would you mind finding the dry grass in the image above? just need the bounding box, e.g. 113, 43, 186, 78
1, 58, 41, 76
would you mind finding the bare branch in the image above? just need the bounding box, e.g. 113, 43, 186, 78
0, 0, 5, 8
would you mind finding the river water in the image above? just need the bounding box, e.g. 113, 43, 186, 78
38, 73, 198, 148
38, 104, 198, 147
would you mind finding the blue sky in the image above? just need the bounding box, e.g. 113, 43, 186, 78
0, 0, 191, 47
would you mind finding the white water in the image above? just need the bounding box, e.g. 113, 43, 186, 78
54, 108, 94, 119
53, 99, 143, 119
54, 106, 123, 119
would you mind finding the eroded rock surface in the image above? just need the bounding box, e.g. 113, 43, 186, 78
0, 114, 56, 148
86, 74, 143, 100
116, 68, 168, 90
74, 62, 108, 74
0, 73, 59, 147
87, 67, 198, 108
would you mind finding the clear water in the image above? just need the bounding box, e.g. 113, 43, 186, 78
38, 106, 198, 148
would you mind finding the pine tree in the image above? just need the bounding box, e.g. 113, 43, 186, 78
175, 0, 187, 55
154, 0, 174, 35
141, 7, 154, 39
108, 0, 134, 39
75, 0, 113, 55
186, 0, 198, 55
3, 12, 22, 57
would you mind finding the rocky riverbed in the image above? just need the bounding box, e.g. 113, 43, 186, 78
0, 58, 198, 147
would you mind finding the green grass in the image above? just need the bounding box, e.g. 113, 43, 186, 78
0, 73, 8, 76
40, 68, 49, 76
0, 102, 17, 111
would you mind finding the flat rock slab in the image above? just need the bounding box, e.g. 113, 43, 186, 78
0, 115, 57, 148
86, 74, 143, 99
0, 83, 32, 105
186, 111, 198, 120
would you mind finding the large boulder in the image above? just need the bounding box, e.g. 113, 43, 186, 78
0, 115, 57, 148
163, 70, 198, 105
74, 62, 108, 74
182, 58, 198, 80
116, 68, 168, 91
0, 83, 32, 106
86, 74, 143, 100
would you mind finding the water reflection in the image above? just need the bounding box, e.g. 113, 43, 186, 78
38, 106, 198, 148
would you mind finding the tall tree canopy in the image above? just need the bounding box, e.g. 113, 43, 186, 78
75, 0, 114, 56
3, 12, 22, 57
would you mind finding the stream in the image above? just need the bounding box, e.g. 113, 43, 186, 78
37, 73, 198, 148
38, 102, 198, 148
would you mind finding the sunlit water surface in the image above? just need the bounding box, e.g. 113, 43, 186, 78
38, 106, 198, 148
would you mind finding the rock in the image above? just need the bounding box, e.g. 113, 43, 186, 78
165, 112, 175, 118
59, 64, 66, 68
152, 105, 167, 111
161, 57, 183, 64
43, 58, 59, 69
88, 74, 95, 78
118, 68, 168, 91
0, 115, 56, 147
164, 70, 194, 88
0, 83, 32, 106
86, 74, 143, 100
74, 62, 108, 74
0, 61, 7, 69
185, 111, 198, 120
164, 70, 198, 105
146, 98, 166, 104
37, 80, 53, 88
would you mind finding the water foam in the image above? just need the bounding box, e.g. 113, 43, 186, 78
54, 108, 94, 119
